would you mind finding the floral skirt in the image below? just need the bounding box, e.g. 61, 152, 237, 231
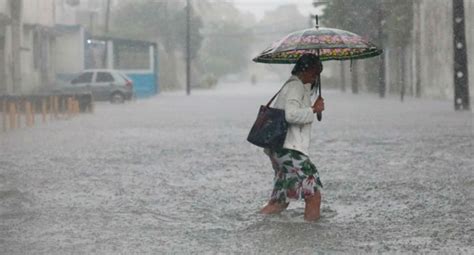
267, 148, 323, 204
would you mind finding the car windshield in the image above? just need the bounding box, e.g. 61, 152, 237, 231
117, 72, 131, 82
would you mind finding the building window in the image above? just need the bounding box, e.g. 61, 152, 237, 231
114, 42, 150, 70
96, 72, 114, 82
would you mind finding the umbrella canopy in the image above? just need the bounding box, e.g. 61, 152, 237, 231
253, 27, 383, 64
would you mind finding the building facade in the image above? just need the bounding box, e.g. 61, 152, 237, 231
412, 0, 473, 101
0, 0, 117, 95
0, 0, 15, 94
0, 0, 57, 95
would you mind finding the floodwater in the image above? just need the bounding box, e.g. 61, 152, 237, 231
1, 81, 473, 254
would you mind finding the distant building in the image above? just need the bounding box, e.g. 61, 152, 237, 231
0, 0, 58, 95
0, 0, 160, 97
55, 0, 119, 35
54, 0, 159, 98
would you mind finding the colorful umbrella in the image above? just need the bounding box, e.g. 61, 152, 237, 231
253, 27, 382, 64
253, 17, 383, 121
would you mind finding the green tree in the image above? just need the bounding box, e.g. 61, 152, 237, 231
323, 0, 413, 46
195, 1, 256, 79
199, 22, 254, 77
112, 0, 203, 57
110, 0, 204, 90
253, 5, 309, 80
322, 0, 414, 94
382, 0, 414, 48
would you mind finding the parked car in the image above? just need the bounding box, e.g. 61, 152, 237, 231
62, 69, 134, 103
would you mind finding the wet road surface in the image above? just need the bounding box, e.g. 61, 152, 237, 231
1, 82, 473, 254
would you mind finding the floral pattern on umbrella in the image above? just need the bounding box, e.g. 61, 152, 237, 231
254, 27, 382, 64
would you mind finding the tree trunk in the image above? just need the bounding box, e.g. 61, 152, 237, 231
400, 48, 405, 102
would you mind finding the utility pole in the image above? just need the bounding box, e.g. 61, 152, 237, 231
452, 0, 470, 110
400, 47, 405, 102
186, 0, 191, 95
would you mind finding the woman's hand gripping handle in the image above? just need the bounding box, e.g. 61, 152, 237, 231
312, 96, 324, 121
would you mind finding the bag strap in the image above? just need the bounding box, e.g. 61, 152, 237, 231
265, 77, 297, 107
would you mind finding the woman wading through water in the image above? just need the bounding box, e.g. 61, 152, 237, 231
260, 54, 325, 221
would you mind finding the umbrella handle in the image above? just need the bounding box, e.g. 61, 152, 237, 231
317, 77, 322, 122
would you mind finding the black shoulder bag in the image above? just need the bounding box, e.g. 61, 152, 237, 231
247, 82, 291, 149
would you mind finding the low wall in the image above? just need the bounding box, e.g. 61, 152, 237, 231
0, 93, 93, 133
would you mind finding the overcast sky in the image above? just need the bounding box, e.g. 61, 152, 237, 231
229, 0, 321, 20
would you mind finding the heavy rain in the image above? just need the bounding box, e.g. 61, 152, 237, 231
0, 0, 473, 254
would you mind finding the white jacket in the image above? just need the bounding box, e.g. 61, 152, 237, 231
272, 75, 315, 156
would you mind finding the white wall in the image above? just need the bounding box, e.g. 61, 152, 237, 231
415, 0, 473, 100
55, 27, 85, 75
23, 0, 55, 26
0, 0, 10, 19
0, 1, 11, 94
417, 0, 454, 99
20, 0, 57, 93
20, 26, 38, 92
0, 25, 13, 94
55, 0, 77, 25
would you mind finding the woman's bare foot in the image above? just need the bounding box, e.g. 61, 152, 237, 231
304, 191, 321, 221
260, 201, 289, 214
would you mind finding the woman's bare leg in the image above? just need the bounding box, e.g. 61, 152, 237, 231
260, 201, 289, 214
304, 191, 321, 221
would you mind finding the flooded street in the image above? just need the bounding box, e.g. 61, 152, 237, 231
1, 82, 473, 254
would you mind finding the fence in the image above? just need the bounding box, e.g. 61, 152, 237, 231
0, 93, 93, 133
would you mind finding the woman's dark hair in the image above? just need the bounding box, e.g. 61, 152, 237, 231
291, 54, 323, 75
